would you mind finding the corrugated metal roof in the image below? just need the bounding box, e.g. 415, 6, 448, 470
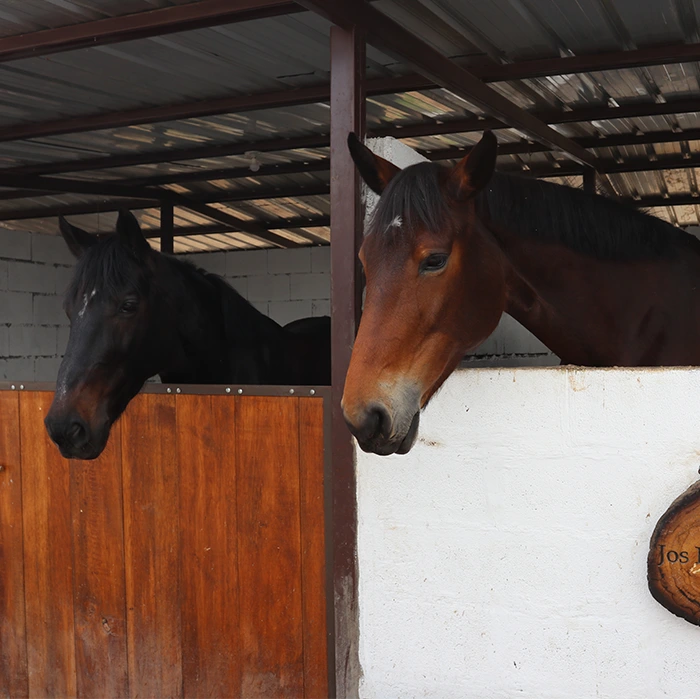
0, 0, 697, 248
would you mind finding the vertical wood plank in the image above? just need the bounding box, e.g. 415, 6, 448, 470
122, 393, 182, 698
70, 421, 128, 698
298, 398, 328, 699
236, 396, 304, 698
0, 391, 27, 698
178, 394, 240, 697
20, 391, 76, 698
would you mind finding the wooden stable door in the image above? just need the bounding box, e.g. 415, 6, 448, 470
0, 389, 329, 699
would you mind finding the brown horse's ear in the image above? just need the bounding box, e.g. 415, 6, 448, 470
117, 209, 151, 258
58, 216, 97, 258
450, 131, 498, 199
347, 132, 401, 195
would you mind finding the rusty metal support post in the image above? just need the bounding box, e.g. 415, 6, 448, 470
329, 23, 365, 700
583, 167, 597, 194
160, 202, 174, 254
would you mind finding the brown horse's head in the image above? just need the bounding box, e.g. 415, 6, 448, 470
343, 131, 504, 455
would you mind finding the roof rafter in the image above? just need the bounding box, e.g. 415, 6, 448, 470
0, 37, 699, 144
0, 0, 301, 63
0, 172, 300, 247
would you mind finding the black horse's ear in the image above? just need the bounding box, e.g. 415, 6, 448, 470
450, 130, 498, 199
116, 209, 151, 257
347, 132, 401, 195
58, 216, 97, 258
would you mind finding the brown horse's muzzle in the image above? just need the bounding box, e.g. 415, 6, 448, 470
45, 395, 111, 460
342, 386, 421, 455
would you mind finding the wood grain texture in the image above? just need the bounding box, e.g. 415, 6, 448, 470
0, 392, 27, 698
236, 396, 305, 699
648, 479, 700, 625
178, 394, 240, 697
298, 398, 328, 698
70, 421, 129, 698
20, 391, 76, 698
122, 393, 182, 698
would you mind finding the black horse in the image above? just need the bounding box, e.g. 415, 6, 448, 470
45, 210, 330, 460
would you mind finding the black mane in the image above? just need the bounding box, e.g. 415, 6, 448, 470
367, 162, 449, 245
67, 235, 149, 302
367, 160, 698, 261
479, 172, 696, 260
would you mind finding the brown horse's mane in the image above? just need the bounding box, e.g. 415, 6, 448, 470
366, 160, 699, 261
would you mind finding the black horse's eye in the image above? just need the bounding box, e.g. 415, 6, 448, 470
119, 299, 138, 314
420, 253, 449, 273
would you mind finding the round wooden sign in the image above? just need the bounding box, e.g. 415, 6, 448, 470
648, 480, 700, 625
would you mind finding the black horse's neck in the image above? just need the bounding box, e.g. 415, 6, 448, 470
157, 255, 287, 385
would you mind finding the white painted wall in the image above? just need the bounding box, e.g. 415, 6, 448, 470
356, 367, 700, 698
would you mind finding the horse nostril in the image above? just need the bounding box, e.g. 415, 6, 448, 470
358, 403, 391, 443
67, 420, 88, 448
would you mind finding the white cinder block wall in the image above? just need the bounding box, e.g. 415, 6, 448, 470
357, 367, 700, 698
0, 229, 74, 382
0, 229, 331, 382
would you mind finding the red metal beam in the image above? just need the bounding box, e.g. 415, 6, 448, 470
5, 99, 700, 181
0, 172, 299, 247
5, 134, 331, 177
0, 0, 301, 63
3, 149, 700, 218
139, 215, 330, 239
0, 185, 330, 221
167, 196, 300, 248
329, 22, 364, 700
0, 83, 330, 144
160, 203, 174, 254
0, 37, 698, 145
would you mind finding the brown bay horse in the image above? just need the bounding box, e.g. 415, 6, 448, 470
343, 131, 700, 455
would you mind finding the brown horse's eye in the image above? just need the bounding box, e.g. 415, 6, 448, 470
420, 253, 449, 274
119, 299, 138, 315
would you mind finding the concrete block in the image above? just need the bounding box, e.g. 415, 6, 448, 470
0, 291, 33, 324
268, 300, 312, 326
58, 326, 71, 355
311, 246, 330, 273
228, 276, 248, 299
0, 326, 8, 358
184, 251, 227, 277
290, 273, 329, 301
251, 300, 269, 316
247, 274, 290, 302
0, 229, 31, 261
226, 249, 268, 278
0, 260, 7, 290
55, 265, 74, 295
312, 300, 330, 317
267, 248, 311, 275
9, 261, 56, 294
31, 233, 75, 266
33, 294, 67, 326
0, 357, 34, 381
10, 325, 57, 357
34, 356, 62, 382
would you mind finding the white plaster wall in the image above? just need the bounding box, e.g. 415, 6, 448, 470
357, 367, 700, 698
363, 137, 558, 367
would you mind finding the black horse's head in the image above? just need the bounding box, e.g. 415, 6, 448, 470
45, 210, 173, 459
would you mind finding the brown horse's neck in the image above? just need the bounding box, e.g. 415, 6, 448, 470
482, 220, 699, 366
